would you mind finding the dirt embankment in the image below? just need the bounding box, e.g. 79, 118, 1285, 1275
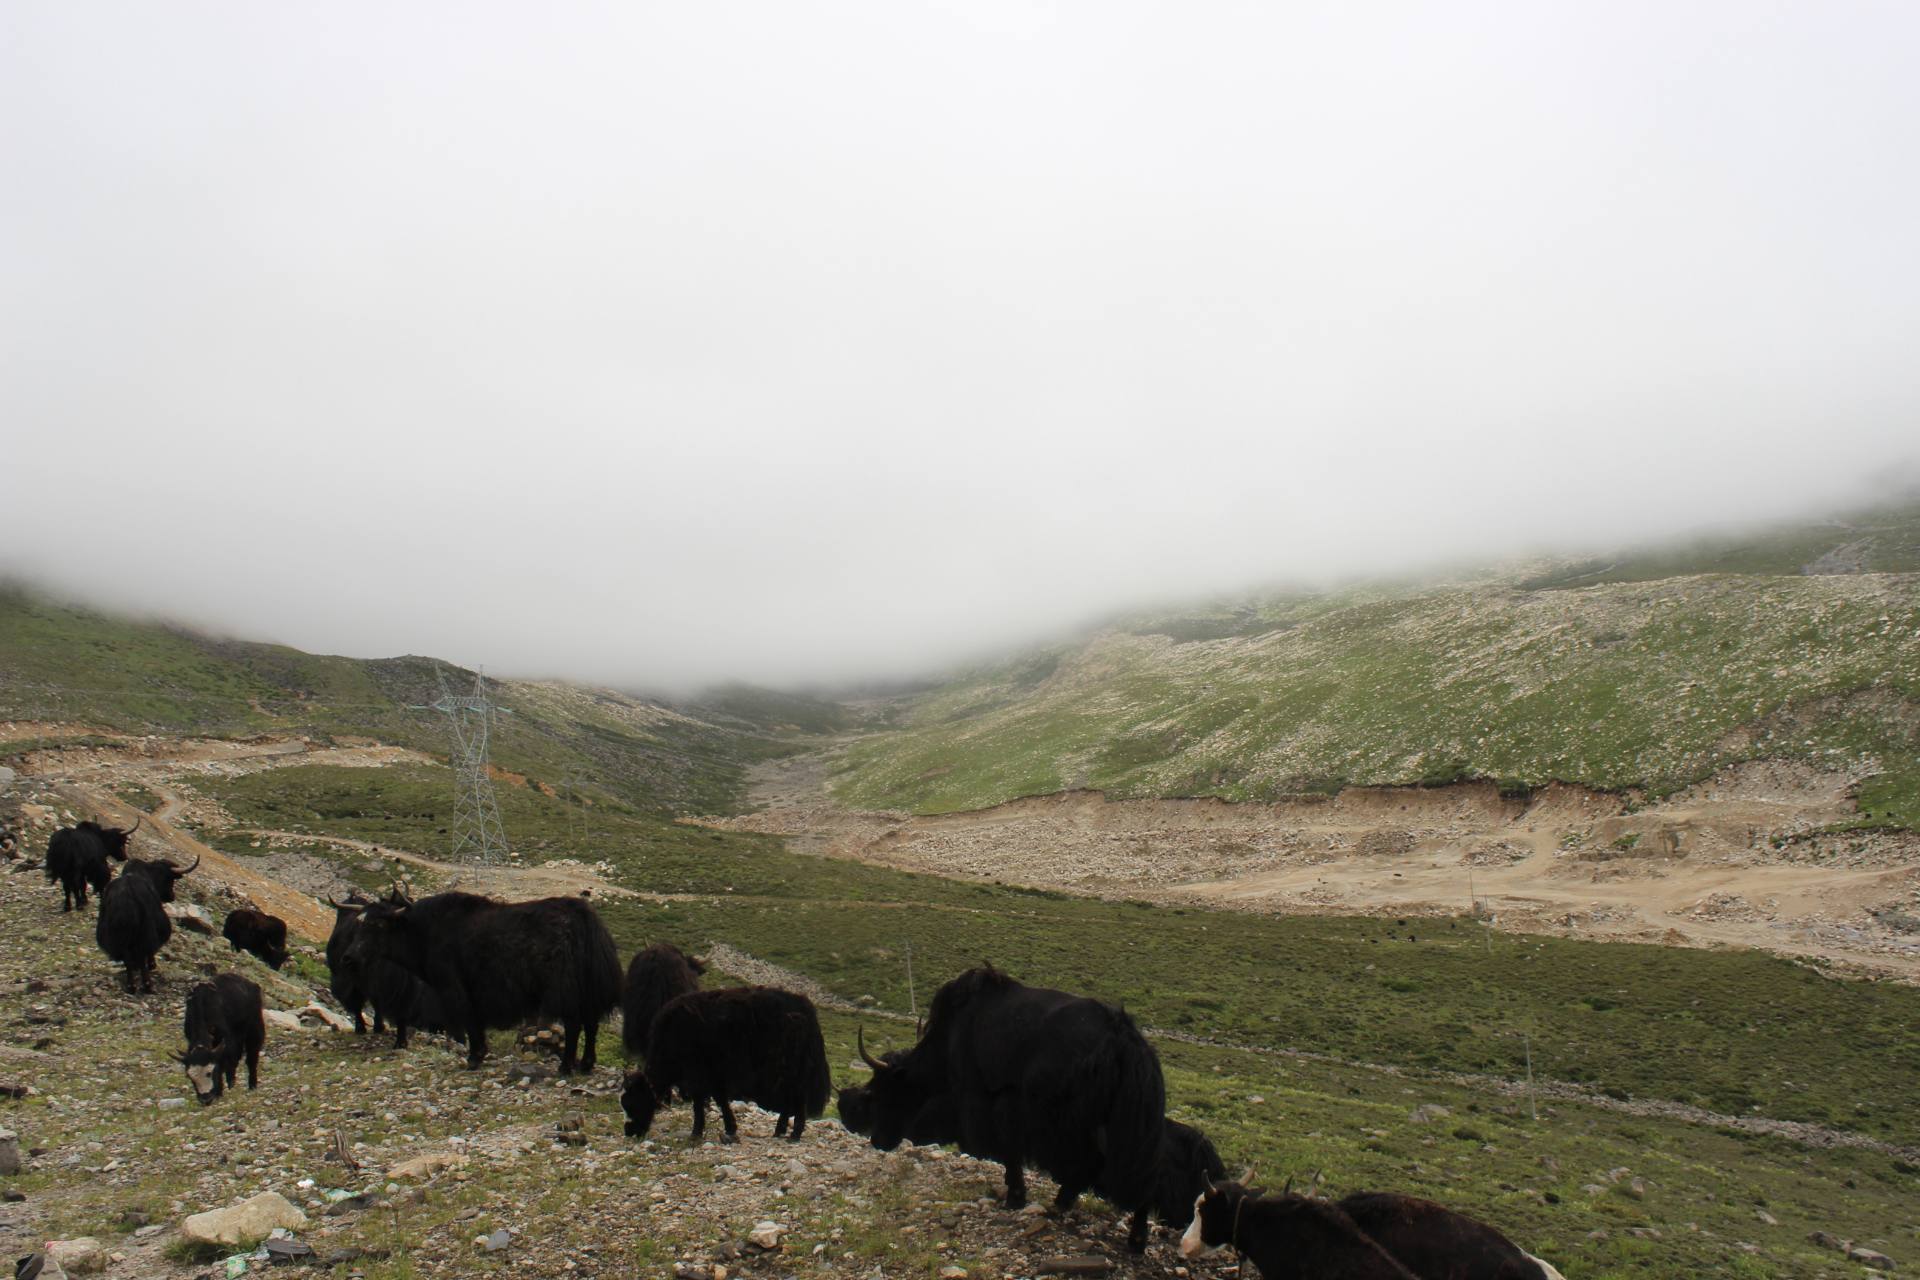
708, 753, 1920, 978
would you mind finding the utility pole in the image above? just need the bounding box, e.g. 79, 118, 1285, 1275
411, 667, 511, 864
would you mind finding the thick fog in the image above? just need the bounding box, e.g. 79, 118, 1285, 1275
4, 3, 1917, 688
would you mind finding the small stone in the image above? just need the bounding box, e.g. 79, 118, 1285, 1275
0, 1128, 19, 1175
478, 1229, 511, 1252
386, 1152, 463, 1181
747, 1222, 783, 1250
156, 1098, 187, 1111
940, 1268, 969, 1279
1409, 1105, 1451, 1124
1755, 1210, 1778, 1226
1847, 1246, 1896, 1271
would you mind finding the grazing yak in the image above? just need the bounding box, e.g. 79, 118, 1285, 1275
345, 890, 620, 1073
178, 973, 265, 1104
95, 855, 196, 993
1181, 1181, 1565, 1280
222, 907, 289, 970
621, 986, 831, 1143
325, 891, 445, 1041
844, 965, 1166, 1250
45, 817, 140, 911
620, 942, 705, 1058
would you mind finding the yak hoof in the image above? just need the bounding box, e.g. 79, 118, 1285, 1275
720, 1132, 739, 1145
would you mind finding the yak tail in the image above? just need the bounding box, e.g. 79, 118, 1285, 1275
797, 1008, 832, 1119
572, 904, 624, 1024
1093, 1007, 1167, 1213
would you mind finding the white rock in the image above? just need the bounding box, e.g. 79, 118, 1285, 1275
45, 1238, 107, 1274
263, 1010, 306, 1033
748, 1221, 784, 1250
387, 1151, 465, 1181
180, 1191, 308, 1247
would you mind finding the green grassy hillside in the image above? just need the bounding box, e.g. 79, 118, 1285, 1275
834, 573, 1920, 824
0, 584, 792, 814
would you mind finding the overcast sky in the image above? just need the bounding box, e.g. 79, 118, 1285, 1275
4, 2, 1917, 689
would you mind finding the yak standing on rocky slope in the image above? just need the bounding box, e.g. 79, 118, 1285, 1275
95, 855, 196, 993
222, 907, 289, 970
325, 891, 449, 1043
620, 942, 705, 1058
45, 817, 139, 912
178, 973, 265, 1104
345, 890, 621, 1073
621, 986, 831, 1143
844, 965, 1167, 1251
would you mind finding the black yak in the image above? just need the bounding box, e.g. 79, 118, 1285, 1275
222, 908, 289, 971
620, 942, 705, 1057
846, 965, 1166, 1250
94, 855, 195, 993
45, 817, 139, 911
325, 893, 457, 1047
344, 890, 620, 1073
621, 986, 832, 1143
177, 973, 265, 1104
1180, 1182, 1566, 1280
1115, 1119, 1226, 1243
1335, 1192, 1567, 1280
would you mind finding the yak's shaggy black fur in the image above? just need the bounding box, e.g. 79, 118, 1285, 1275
179, 973, 265, 1104
620, 942, 705, 1057
346, 891, 621, 1073
622, 986, 831, 1143
222, 908, 289, 970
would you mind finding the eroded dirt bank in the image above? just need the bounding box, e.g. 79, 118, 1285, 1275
709, 751, 1920, 977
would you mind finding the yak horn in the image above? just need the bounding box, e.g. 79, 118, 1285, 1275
125, 815, 143, 835
178, 854, 200, 875
857, 1026, 884, 1071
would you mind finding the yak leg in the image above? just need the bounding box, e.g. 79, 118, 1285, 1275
689, 1096, 708, 1143
393, 1016, 411, 1049
464, 1020, 489, 1068
1050, 1182, 1084, 1214
559, 1021, 581, 1075
246, 1043, 260, 1090
1002, 1163, 1028, 1211
371, 1007, 385, 1035
787, 1110, 806, 1142
774, 1113, 790, 1138
1126, 1207, 1150, 1254
716, 1098, 740, 1144
580, 1020, 599, 1074
350, 1004, 367, 1035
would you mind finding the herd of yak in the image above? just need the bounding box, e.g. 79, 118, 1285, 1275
33, 816, 1568, 1279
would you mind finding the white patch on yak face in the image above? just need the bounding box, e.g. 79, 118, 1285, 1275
186, 1062, 217, 1099
1179, 1192, 1209, 1258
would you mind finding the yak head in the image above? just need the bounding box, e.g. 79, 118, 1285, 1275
176, 1043, 225, 1105
342, 893, 418, 969
80, 816, 142, 860
1179, 1172, 1263, 1259
621, 1069, 668, 1138
125, 853, 196, 903
845, 1027, 933, 1152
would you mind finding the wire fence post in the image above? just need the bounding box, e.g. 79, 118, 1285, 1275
905, 940, 917, 1025
1524, 1033, 1538, 1122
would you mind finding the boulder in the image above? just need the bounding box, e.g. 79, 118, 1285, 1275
387, 1151, 464, 1182
181, 1191, 308, 1247
165, 904, 216, 934
43, 1238, 105, 1274
263, 1009, 306, 1033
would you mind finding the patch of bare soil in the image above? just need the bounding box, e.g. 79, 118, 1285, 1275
708, 753, 1920, 979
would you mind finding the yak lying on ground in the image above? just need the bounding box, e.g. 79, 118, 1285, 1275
94, 855, 195, 993
1181, 1182, 1565, 1280
344, 890, 620, 1073
222, 907, 289, 970
622, 985, 832, 1143
847, 965, 1166, 1251
620, 942, 705, 1058
45, 817, 139, 912
178, 973, 265, 1104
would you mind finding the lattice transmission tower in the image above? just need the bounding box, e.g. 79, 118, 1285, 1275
413, 667, 512, 864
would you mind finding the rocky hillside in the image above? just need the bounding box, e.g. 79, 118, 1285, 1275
0, 584, 809, 817
833, 567, 1920, 826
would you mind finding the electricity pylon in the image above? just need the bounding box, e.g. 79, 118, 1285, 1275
415, 667, 511, 864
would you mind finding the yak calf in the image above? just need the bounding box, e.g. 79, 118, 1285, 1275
179, 974, 265, 1104
622, 986, 831, 1144
223, 908, 289, 970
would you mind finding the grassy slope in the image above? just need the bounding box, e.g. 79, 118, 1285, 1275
0, 584, 792, 815
833, 573, 1920, 824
